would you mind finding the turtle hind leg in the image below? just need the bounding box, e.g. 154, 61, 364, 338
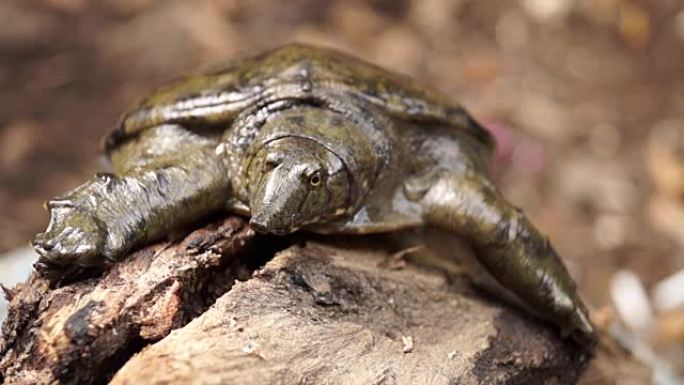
420, 169, 596, 346
33, 125, 232, 267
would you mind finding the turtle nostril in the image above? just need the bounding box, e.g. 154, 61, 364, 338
249, 218, 269, 234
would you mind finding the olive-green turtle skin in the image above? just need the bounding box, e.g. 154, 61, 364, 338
33, 44, 596, 346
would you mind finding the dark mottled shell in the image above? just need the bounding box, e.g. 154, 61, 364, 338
104, 44, 493, 152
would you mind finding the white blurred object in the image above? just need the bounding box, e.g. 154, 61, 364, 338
608, 269, 683, 385
652, 268, 684, 312
609, 323, 683, 385
0, 247, 38, 324
610, 269, 654, 335
523, 0, 571, 22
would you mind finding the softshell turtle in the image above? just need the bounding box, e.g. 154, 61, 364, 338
32, 44, 596, 345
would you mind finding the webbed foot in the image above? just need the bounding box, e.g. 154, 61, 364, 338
421, 170, 597, 346
32, 198, 111, 266
34, 124, 234, 268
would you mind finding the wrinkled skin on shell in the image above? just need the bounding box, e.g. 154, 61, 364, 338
33, 44, 596, 346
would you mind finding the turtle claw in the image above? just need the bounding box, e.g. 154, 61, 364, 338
33, 204, 108, 266
565, 304, 598, 347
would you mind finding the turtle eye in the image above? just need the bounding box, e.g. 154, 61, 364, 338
308, 170, 322, 187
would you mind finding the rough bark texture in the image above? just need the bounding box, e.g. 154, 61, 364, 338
1, 216, 594, 385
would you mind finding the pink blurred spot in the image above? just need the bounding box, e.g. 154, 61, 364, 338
482, 119, 546, 175
482, 120, 514, 173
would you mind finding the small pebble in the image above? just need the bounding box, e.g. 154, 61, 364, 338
401, 335, 413, 354
241, 340, 259, 354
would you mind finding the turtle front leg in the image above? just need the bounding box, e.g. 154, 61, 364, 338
420, 170, 596, 346
33, 125, 232, 266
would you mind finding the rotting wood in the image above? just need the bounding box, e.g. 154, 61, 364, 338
1, 215, 596, 385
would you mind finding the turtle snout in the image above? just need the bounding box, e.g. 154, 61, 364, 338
249, 214, 293, 235
249, 215, 269, 234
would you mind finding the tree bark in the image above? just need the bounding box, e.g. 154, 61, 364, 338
1, 216, 596, 385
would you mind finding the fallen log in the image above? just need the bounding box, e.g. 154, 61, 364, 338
1, 216, 594, 385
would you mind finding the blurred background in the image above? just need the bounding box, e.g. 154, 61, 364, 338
0, 0, 682, 383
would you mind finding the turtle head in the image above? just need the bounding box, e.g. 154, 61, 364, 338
247, 137, 351, 235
